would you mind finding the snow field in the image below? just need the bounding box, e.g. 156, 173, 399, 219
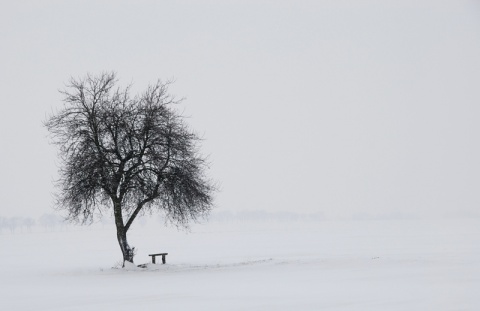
1, 218, 479, 310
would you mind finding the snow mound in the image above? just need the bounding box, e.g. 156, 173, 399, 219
122, 261, 142, 271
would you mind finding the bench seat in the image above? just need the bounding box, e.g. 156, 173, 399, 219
148, 253, 168, 264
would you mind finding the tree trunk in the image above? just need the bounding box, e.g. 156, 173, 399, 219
117, 227, 134, 265
113, 200, 134, 266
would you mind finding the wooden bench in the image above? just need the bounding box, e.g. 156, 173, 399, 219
148, 253, 168, 264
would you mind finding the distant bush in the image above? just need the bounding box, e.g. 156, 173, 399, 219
0, 216, 36, 233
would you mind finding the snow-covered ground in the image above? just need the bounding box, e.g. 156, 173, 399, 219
2, 218, 479, 310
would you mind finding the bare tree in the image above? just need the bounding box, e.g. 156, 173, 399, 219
45, 72, 215, 264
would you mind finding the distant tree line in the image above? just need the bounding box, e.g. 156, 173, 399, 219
209, 210, 326, 222
0, 210, 325, 234
0, 214, 66, 233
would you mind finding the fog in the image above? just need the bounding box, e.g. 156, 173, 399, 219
1, 0, 480, 219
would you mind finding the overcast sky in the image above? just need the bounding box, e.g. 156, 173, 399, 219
1, 0, 479, 219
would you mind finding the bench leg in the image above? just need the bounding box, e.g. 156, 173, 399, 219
152, 256, 156, 264
162, 255, 166, 264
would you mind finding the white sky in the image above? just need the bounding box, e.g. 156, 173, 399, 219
1, 0, 479, 219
